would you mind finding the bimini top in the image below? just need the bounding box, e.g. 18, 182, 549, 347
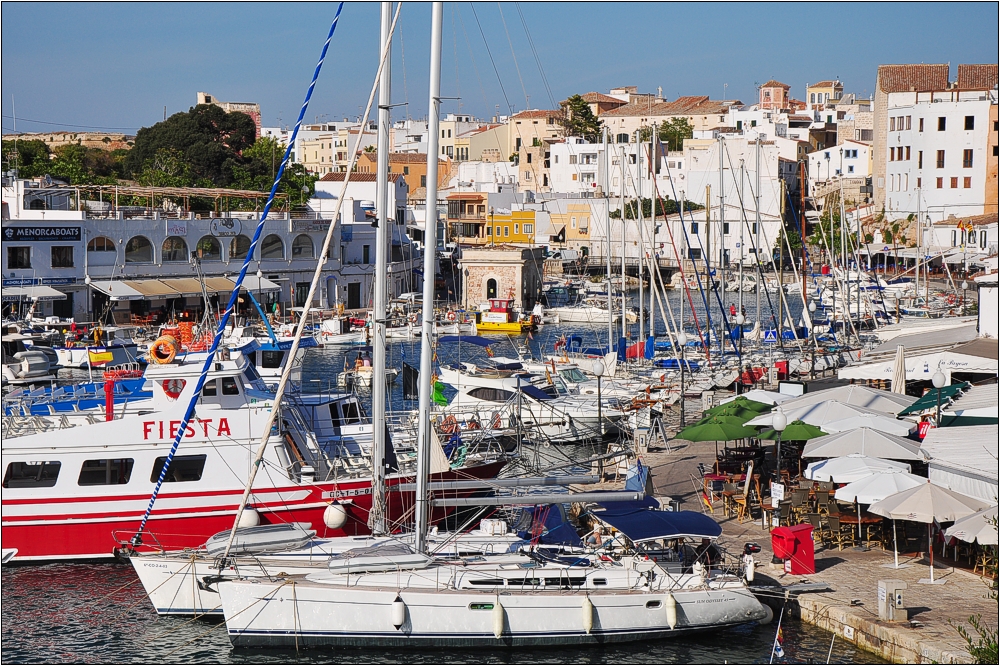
594, 503, 723, 543
437, 335, 493, 348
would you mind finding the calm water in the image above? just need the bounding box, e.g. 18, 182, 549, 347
3, 302, 880, 665
1, 562, 885, 664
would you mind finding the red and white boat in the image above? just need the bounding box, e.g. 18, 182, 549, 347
0, 354, 506, 562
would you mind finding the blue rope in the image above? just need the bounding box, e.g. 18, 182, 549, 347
131, 2, 345, 546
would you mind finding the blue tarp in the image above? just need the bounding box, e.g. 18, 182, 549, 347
594, 507, 723, 543
516, 504, 584, 547
437, 335, 493, 348
518, 384, 553, 401
653, 358, 700, 371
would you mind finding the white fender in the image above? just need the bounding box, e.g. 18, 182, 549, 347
745, 555, 756, 583
492, 600, 505, 638
323, 503, 348, 530
237, 508, 260, 528
758, 602, 774, 625
664, 593, 677, 630
391, 595, 406, 630
582, 596, 594, 634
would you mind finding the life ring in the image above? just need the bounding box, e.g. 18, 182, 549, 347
491, 412, 502, 429
440, 415, 459, 434
149, 335, 179, 364
446, 311, 457, 322
408, 313, 419, 324
947, 294, 957, 305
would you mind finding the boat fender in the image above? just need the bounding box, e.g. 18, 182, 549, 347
492, 600, 505, 638
237, 508, 260, 528
664, 593, 677, 629
744, 555, 755, 583
582, 596, 594, 634
323, 503, 348, 530
391, 595, 406, 630
757, 602, 774, 625
149, 336, 179, 364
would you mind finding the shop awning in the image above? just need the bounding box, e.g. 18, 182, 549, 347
160, 278, 211, 297
122, 279, 181, 298
89, 276, 281, 301
89, 280, 145, 301
237, 276, 281, 293
839, 349, 999, 382
1, 285, 68, 301
898, 382, 970, 415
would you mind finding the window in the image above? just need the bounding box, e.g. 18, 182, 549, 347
526, 153, 532, 164
292, 234, 314, 258
195, 236, 221, 260
723, 222, 730, 235
260, 234, 284, 259
687, 248, 702, 260
965, 116, 974, 130
569, 154, 577, 165
690, 222, 699, 234
937, 117, 946, 131
936, 177, 943, 188
486, 227, 492, 236
524, 223, 533, 234
936, 150, 945, 168
260, 350, 284, 369
964, 177, 972, 189
150, 455, 207, 483
362, 245, 370, 264
751, 223, 758, 234
49, 246, 73, 268
468, 387, 515, 402
202, 379, 218, 397
571, 217, 576, 228
229, 235, 251, 261
906, 116, 912, 130
420, 175, 427, 187
848, 165, 854, 173
905, 146, 910, 160
87, 236, 115, 253
963, 149, 973, 168
162, 236, 188, 262
222, 377, 240, 395
125, 236, 154, 263
3, 461, 61, 488
78, 459, 134, 486
553, 155, 559, 164
951, 177, 958, 189
917, 177, 921, 188
889, 117, 896, 131
504, 226, 510, 237
918, 151, 923, 169
514, 224, 519, 235
810, 93, 816, 103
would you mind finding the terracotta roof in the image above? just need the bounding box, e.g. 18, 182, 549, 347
578, 92, 626, 104
389, 152, 448, 164
458, 123, 503, 137
761, 80, 791, 89
956, 64, 999, 91
810, 80, 840, 88
447, 192, 487, 200
511, 109, 564, 120
933, 213, 999, 227
318, 172, 403, 183
601, 96, 738, 118
876, 64, 949, 93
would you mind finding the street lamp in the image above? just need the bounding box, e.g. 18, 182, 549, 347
677, 331, 689, 427
932, 369, 946, 426
771, 406, 787, 485
592, 360, 605, 439
961, 281, 969, 313
808, 300, 817, 378
735, 314, 745, 394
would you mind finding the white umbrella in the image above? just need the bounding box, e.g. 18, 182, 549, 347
821, 413, 916, 437
804, 454, 910, 483
719, 389, 791, 406
778, 384, 917, 413
802, 428, 929, 461
869, 482, 992, 582
891, 344, 907, 394
944, 506, 999, 546
746, 400, 890, 429
835, 469, 927, 562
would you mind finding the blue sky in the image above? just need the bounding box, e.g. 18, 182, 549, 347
2, 2, 997, 134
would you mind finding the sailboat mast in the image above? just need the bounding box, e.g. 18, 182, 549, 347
650, 124, 657, 338
620, 144, 627, 340
369, 0, 393, 535
738, 157, 744, 318
637, 129, 644, 346
604, 127, 613, 350
755, 139, 761, 324
414, 1, 443, 555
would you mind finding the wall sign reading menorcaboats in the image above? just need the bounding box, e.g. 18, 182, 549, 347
4, 226, 82, 242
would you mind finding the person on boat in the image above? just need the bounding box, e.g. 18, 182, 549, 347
729, 304, 737, 317
693, 538, 722, 566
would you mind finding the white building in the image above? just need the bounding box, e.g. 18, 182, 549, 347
806, 140, 872, 195
449, 160, 518, 193
884, 89, 996, 223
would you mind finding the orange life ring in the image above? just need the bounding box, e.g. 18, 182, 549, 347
446, 311, 457, 322
491, 412, 502, 429
149, 335, 179, 364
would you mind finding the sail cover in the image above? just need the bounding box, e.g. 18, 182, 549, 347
594, 507, 723, 543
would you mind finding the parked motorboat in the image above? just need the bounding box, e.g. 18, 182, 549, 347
2, 333, 56, 386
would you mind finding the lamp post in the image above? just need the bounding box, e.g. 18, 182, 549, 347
932, 369, 946, 426
808, 300, 817, 378
592, 360, 605, 439
735, 314, 745, 394
961, 280, 969, 314
772, 406, 787, 484
677, 331, 688, 427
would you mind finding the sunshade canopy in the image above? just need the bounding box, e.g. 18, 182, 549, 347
1, 285, 67, 301
719, 389, 791, 406
676, 419, 758, 442
594, 506, 722, 542
89, 276, 280, 301
821, 413, 915, 437
868, 481, 992, 524
802, 428, 929, 461
778, 384, 918, 413
804, 454, 911, 483
707, 396, 771, 413
898, 383, 970, 415
944, 506, 999, 545
757, 419, 826, 441
746, 400, 890, 429
833, 470, 927, 505
694, 414, 754, 427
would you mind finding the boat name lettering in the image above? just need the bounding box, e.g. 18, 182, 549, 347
322, 488, 372, 498
143, 562, 170, 568
142, 418, 231, 440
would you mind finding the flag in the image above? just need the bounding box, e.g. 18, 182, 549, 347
402, 362, 419, 400
88, 348, 114, 366
485, 347, 495, 357
432, 381, 449, 406
774, 626, 785, 659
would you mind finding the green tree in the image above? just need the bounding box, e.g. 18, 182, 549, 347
124, 104, 257, 186
809, 206, 857, 256
561, 95, 603, 142
609, 196, 704, 220
134, 148, 196, 187
230, 136, 318, 200
46, 144, 124, 184
658, 118, 694, 152
2, 139, 52, 177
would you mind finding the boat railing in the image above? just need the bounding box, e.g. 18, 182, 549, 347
1, 412, 103, 438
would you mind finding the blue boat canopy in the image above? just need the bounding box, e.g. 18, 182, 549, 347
593, 506, 723, 542
518, 384, 553, 401
437, 335, 493, 348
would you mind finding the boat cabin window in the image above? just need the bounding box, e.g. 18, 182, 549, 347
559, 367, 588, 383
221, 377, 240, 396
341, 401, 362, 425
150, 455, 207, 483
202, 380, 218, 397
260, 350, 284, 369
329, 403, 342, 428
468, 387, 515, 402
243, 364, 261, 383
78, 458, 134, 485
3, 461, 61, 488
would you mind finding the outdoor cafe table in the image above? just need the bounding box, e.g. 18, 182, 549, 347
839, 512, 884, 547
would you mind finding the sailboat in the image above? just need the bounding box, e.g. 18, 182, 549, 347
216, 4, 766, 647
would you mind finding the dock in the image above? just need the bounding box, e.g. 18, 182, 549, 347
642, 398, 997, 664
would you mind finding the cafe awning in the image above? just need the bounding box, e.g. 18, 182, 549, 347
89, 277, 281, 301
1, 285, 68, 301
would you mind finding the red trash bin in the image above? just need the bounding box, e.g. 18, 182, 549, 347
775, 360, 789, 380
771, 523, 815, 574
821, 264, 830, 275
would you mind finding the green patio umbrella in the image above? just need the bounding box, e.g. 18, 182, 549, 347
701, 405, 763, 421
706, 396, 771, 414
757, 419, 827, 441
694, 414, 753, 427
677, 418, 759, 458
